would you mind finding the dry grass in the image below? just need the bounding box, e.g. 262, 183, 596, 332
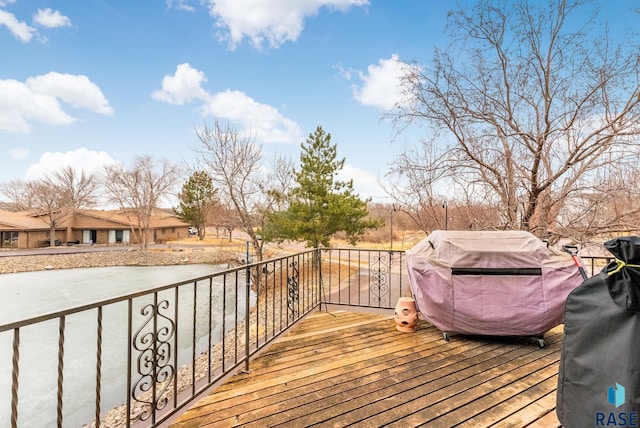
331, 229, 424, 250
167, 229, 425, 254
168, 235, 241, 246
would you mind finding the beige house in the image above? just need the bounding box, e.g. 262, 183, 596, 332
0, 208, 190, 249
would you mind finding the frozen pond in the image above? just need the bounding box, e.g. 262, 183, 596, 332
0, 264, 254, 428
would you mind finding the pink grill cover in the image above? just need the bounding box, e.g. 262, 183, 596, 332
406, 230, 583, 336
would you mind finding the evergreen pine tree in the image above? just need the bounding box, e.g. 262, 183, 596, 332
265, 126, 381, 247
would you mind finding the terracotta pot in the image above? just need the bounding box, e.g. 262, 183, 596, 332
395, 297, 419, 332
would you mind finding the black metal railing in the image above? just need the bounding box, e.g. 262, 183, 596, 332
0, 248, 615, 428
0, 250, 321, 428
583, 255, 614, 277
320, 248, 408, 309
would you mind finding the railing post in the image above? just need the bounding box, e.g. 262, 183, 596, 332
244, 264, 251, 372
95, 308, 102, 428
191, 283, 197, 397
151, 293, 158, 427
126, 299, 132, 428
11, 328, 19, 428
57, 316, 66, 428
316, 248, 325, 310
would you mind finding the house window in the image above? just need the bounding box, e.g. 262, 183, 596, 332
1, 231, 18, 248
115, 230, 123, 243
171, 227, 175, 233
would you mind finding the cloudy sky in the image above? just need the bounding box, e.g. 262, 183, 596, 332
0, 0, 635, 201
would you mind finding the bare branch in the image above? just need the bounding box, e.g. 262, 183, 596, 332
102, 156, 179, 250
388, 0, 640, 240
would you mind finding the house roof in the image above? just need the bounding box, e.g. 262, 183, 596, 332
79, 209, 188, 228
0, 209, 50, 230
0, 208, 189, 231
72, 210, 136, 228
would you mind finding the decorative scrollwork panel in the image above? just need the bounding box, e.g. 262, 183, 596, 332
287, 261, 299, 321
131, 299, 176, 422
370, 253, 395, 306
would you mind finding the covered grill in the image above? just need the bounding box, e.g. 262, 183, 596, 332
406, 230, 583, 343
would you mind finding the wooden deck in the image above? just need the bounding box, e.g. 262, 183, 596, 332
170, 310, 562, 427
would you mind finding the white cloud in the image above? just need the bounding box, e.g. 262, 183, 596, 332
26, 72, 114, 115
166, 0, 195, 12
152, 64, 302, 144
353, 54, 406, 110
337, 163, 383, 200
207, 0, 369, 50
151, 63, 208, 105
8, 147, 29, 159
33, 8, 71, 28
0, 73, 113, 134
0, 9, 36, 42
201, 89, 302, 143
0, 78, 76, 133
334, 64, 356, 80
24, 148, 118, 181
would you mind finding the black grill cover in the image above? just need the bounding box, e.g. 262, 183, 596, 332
557, 236, 640, 426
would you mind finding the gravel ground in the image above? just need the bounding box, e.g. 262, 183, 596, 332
0, 247, 240, 274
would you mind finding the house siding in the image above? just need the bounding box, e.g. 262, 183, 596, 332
0, 209, 190, 249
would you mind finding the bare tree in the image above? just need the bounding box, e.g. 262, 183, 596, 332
54, 166, 99, 209
207, 204, 241, 241
193, 120, 265, 262
103, 156, 179, 250
261, 154, 296, 213
556, 158, 640, 243
390, 0, 640, 242
27, 166, 98, 247
383, 143, 452, 232
0, 180, 35, 211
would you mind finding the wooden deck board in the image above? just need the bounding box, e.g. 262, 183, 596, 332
170, 310, 563, 428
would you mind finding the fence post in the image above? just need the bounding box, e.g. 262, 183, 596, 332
244, 262, 251, 373
317, 248, 325, 310
11, 328, 19, 428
